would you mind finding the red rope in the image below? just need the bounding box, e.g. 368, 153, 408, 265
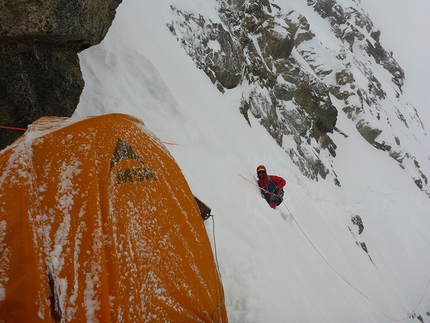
162, 141, 182, 146
237, 173, 373, 302
0, 125, 27, 131
381, 278, 430, 321
238, 173, 430, 320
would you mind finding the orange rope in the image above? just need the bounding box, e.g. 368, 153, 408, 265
162, 141, 182, 146
238, 172, 430, 320
281, 194, 373, 301
0, 125, 27, 131
237, 173, 373, 302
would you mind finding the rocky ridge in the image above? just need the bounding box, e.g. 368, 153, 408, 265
167, 0, 429, 196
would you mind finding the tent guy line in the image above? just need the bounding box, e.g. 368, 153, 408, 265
237, 172, 430, 321
0, 125, 27, 131
208, 215, 227, 323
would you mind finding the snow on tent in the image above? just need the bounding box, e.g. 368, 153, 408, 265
0, 113, 227, 323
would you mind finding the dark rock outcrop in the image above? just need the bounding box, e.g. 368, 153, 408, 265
0, 0, 122, 150
348, 215, 374, 265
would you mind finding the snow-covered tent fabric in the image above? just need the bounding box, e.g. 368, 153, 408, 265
0, 113, 227, 323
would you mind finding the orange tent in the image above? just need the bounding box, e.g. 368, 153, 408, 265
0, 113, 227, 322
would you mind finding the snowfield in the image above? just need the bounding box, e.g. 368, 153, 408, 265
74, 0, 430, 322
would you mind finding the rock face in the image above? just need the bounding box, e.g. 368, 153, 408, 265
0, 0, 122, 150
167, 0, 430, 195
168, 0, 339, 182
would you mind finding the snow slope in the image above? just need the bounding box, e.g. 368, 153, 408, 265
74, 0, 430, 322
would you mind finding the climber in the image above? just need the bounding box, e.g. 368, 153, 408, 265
256, 165, 286, 209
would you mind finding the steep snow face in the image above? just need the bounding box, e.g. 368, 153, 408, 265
74, 0, 430, 322
163, 0, 430, 196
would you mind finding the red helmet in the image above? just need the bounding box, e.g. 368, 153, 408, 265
256, 165, 266, 175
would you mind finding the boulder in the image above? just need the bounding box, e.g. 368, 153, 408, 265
0, 0, 122, 150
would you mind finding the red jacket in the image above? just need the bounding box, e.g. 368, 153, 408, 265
257, 173, 286, 200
